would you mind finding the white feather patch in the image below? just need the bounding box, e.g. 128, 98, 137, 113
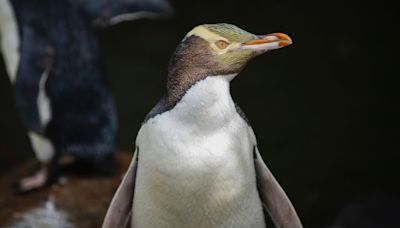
38, 70, 52, 127
28, 131, 54, 162
0, 0, 20, 84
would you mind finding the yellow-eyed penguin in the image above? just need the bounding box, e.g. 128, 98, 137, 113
103, 23, 302, 228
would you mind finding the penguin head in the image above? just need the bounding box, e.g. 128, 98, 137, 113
168, 23, 292, 78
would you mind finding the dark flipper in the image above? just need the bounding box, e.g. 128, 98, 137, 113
103, 149, 138, 228
14, 25, 53, 134
254, 147, 303, 228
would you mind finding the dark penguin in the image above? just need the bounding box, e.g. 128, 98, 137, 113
103, 24, 302, 228
0, 0, 172, 193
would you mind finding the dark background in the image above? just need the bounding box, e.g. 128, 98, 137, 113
0, 0, 398, 227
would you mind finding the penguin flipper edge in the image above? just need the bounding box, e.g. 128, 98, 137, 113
102, 149, 138, 228
254, 147, 303, 228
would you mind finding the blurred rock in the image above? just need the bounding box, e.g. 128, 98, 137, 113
8, 198, 73, 228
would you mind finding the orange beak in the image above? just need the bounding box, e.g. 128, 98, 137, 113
241, 32, 293, 51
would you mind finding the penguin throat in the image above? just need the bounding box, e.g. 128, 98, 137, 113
166, 71, 237, 109
167, 75, 237, 127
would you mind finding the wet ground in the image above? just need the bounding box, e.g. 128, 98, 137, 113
0, 152, 132, 228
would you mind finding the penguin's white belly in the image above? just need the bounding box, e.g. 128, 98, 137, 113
132, 93, 265, 227
133, 121, 265, 227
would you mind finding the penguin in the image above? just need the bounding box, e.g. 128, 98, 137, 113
103, 23, 302, 228
0, 0, 172, 193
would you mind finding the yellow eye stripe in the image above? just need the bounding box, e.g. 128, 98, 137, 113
186, 26, 224, 41
185, 25, 232, 53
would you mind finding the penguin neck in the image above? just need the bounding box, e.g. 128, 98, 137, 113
167, 74, 237, 128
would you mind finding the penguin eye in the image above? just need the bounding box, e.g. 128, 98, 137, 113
215, 40, 230, 49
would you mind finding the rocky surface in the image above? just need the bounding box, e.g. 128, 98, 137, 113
0, 152, 132, 228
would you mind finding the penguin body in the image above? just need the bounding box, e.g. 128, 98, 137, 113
104, 23, 302, 228
0, 0, 172, 190
134, 76, 265, 227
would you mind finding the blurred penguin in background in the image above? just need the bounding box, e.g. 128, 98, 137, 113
0, 0, 172, 193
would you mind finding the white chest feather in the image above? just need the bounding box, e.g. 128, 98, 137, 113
0, 0, 20, 83
133, 76, 265, 228
37, 70, 52, 127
